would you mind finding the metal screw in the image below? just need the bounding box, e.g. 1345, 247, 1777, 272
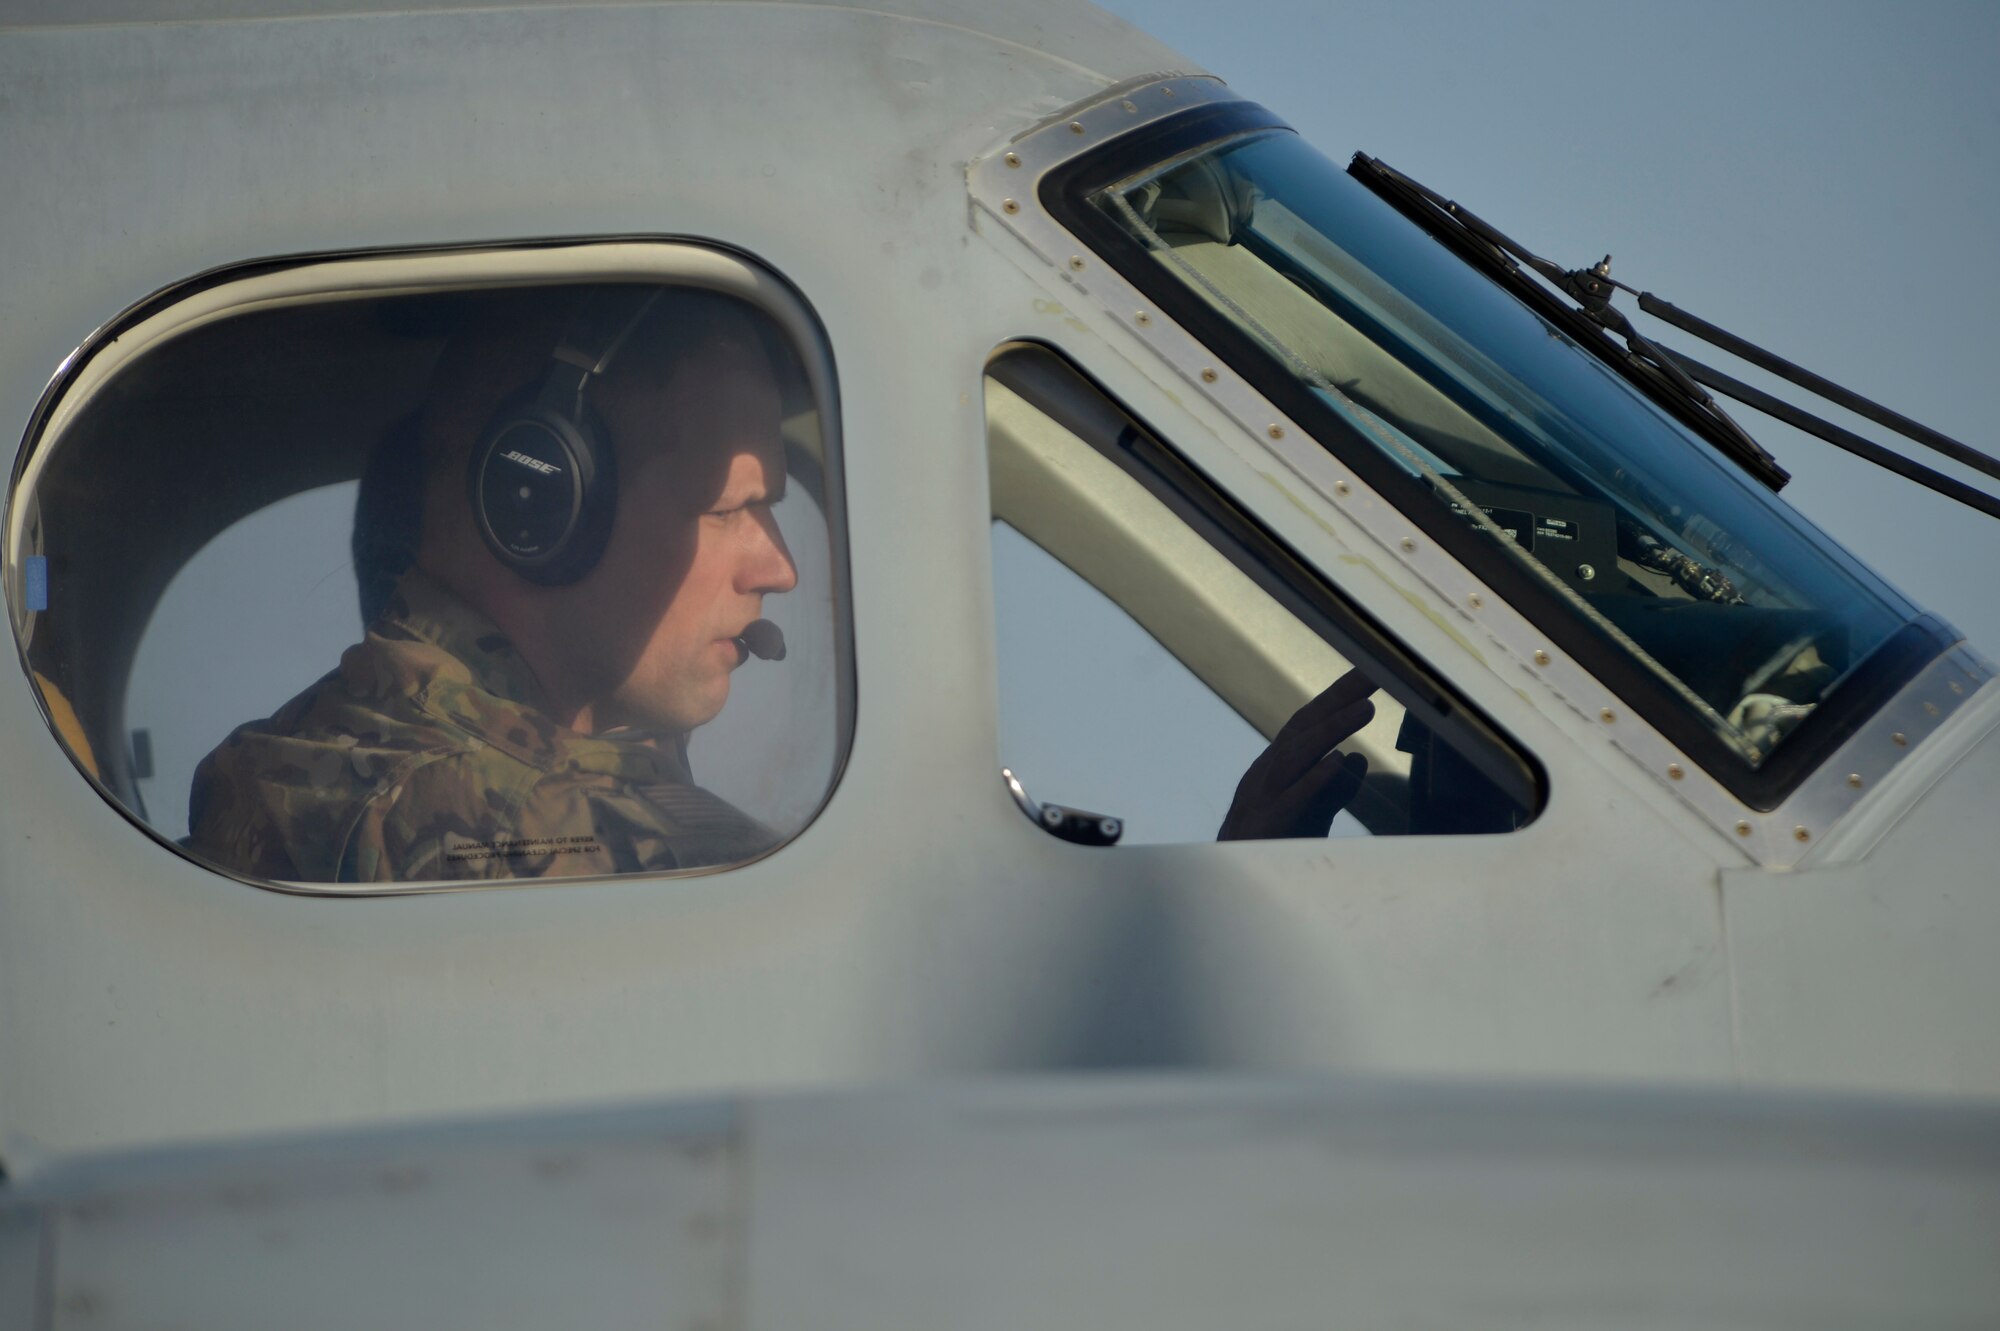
1793, 826, 1810, 843
1735, 821, 1752, 837
1892, 731, 1909, 747
1468, 592, 1483, 609
1099, 817, 1122, 839
1577, 563, 1596, 581
1135, 311, 1151, 326
1847, 773, 1863, 788
1162, 85, 1176, 97
1533, 650, 1550, 666
1040, 805, 1064, 829
1267, 424, 1284, 439
1333, 480, 1350, 496
1599, 708, 1616, 724
1004, 151, 1022, 168
1069, 120, 1085, 134
1001, 198, 1019, 214
1200, 367, 1217, 383
1923, 700, 1940, 717
1121, 99, 1138, 113
1400, 536, 1416, 553
1667, 763, 1684, 780
1949, 680, 1965, 695
1068, 255, 1086, 271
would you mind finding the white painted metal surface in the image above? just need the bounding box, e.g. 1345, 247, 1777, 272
3, 1080, 1998, 1329
0, 0, 1994, 1205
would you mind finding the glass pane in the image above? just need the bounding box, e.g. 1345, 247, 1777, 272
15, 272, 847, 886
1092, 130, 1919, 767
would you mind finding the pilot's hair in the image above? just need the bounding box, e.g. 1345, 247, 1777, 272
417, 285, 777, 485
345, 286, 784, 620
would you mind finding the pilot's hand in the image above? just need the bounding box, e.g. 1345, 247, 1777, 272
1218, 668, 1375, 841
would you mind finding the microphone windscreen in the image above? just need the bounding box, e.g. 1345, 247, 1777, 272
739, 618, 787, 661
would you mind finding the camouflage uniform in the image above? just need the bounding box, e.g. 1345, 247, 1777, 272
188, 570, 776, 883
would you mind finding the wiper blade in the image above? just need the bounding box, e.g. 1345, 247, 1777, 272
1349, 154, 2000, 522
1349, 153, 1788, 491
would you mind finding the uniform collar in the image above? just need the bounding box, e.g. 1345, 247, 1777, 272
379, 567, 549, 712
369, 568, 695, 783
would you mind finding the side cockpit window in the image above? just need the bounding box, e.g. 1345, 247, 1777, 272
987, 344, 1540, 845
8, 247, 851, 889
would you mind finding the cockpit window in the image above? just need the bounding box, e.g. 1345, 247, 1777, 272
8, 249, 850, 889
1076, 127, 1929, 780
987, 344, 1540, 843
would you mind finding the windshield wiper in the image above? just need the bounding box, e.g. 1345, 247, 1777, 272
1349, 154, 2000, 522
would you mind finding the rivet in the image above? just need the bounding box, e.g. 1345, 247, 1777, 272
1667, 763, 1684, 780
1333, 480, 1351, 496
1200, 367, 1218, 383
1533, 650, 1550, 666
1467, 592, 1483, 609
1267, 424, 1284, 439
1001, 198, 1019, 214
1793, 826, 1810, 843
1069, 121, 1085, 134
1399, 536, 1416, 553
1121, 99, 1138, 113
1135, 311, 1152, 326
1068, 255, 1086, 272
1892, 731, 1908, 747
1599, 708, 1616, 724
1004, 152, 1022, 168
1734, 821, 1752, 838
1847, 772, 1863, 788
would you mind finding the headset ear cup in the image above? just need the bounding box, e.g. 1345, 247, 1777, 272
467, 398, 618, 587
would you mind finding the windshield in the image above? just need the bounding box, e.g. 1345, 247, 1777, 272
1090, 129, 1921, 769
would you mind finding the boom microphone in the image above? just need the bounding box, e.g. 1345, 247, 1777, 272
737, 619, 787, 662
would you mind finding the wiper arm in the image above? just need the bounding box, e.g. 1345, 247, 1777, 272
1350, 154, 1786, 489
1349, 154, 2000, 522
1633, 292, 2000, 486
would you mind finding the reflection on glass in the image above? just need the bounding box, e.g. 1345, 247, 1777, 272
1094, 131, 1917, 766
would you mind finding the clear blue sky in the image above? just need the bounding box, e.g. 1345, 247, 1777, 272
1095, 0, 2000, 652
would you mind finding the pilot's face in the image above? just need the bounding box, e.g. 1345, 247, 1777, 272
575, 344, 796, 734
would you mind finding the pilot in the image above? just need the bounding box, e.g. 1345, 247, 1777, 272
187, 287, 799, 882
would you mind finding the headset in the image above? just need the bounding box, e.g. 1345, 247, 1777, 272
466, 287, 663, 586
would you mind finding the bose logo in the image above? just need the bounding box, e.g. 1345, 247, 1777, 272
502, 449, 562, 476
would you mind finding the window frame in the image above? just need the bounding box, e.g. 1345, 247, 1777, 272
6, 238, 854, 894
1035, 100, 1958, 813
